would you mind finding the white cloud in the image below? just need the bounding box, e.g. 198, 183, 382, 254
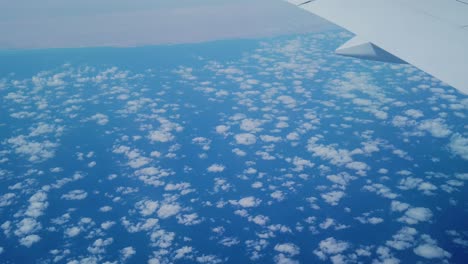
87, 238, 113, 254
237, 196, 261, 208
232, 148, 247, 156
321, 191, 345, 206
99, 206, 112, 212
277, 95, 297, 108
149, 131, 174, 143
19, 234, 41, 247
417, 118, 451, 138
65, 226, 81, 238
219, 237, 240, 247
150, 230, 175, 248
345, 161, 369, 171
286, 132, 300, 141
240, 119, 263, 132
7, 136, 58, 163
234, 133, 257, 145
449, 133, 468, 160
413, 244, 451, 259
270, 190, 285, 201
314, 237, 349, 260
128, 156, 150, 169
207, 164, 225, 173
399, 207, 432, 225
135, 200, 159, 216
216, 125, 230, 135
456, 173, 468, 181
14, 218, 41, 237
177, 213, 202, 226
274, 243, 300, 256
174, 246, 193, 260
291, 157, 314, 172
390, 201, 410, 212
260, 135, 282, 143
307, 137, 352, 166
157, 204, 181, 219
61, 190, 87, 200
120, 246, 136, 260
362, 183, 397, 199
248, 215, 269, 226
386, 227, 417, 250
89, 113, 109, 125
404, 109, 424, 119
0, 193, 16, 207
101, 221, 115, 230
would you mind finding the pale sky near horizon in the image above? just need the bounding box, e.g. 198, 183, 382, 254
0, 0, 334, 49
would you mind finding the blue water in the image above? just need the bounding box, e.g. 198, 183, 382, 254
0, 31, 467, 263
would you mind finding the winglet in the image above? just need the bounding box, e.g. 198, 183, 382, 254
335, 36, 407, 64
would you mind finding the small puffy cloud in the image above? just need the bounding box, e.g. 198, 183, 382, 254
404, 109, 424, 119
249, 215, 269, 226
357, 217, 384, 225
238, 196, 261, 208
149, 131, 174, 143
274, 243, 300, 256
234, 133, 257, 145
345, 161, 369, 171
413, 244, 451, 259
385, 227, 417, 250
99, 206, 112, 212
61, 190, 87, 200
101, 221, 115, 230
391, 201, 410, 212
64, 226, 81, 238
135, 200, 159, 217
286, 132, 300, 141
260, 135, 282, 143
314, 237, 349, 260
232, 148, 247, 156
0, 193, 16, 207
456, 173, 468, 181
449, 133, 468, 160
270, 190, 285, 201
277, 95, 297, 108
216, 125, 230, 135
128, 156, 150, 169
307, 138, 352, 166
120, 246, 136, 261
157, 204, 181, 219
87, 238, 113, 254
399, 207, 432, 224
19, 234, 41, 247
207, 164, 225, 173
177, 213, 202, 226
417, 118, 451, 138
219, 237, 240, 247
15, 218, 41, 237
174, 246, 193, 260
321, 191, 345, 206
90, 113, 109, 125
7, 136, 58, 163
240, 119, 263, 132
291, 157, 314, 172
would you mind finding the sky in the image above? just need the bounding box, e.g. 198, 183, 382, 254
0, 0, 334, 49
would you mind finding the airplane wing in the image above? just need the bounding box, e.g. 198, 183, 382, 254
285, 0, 468, 94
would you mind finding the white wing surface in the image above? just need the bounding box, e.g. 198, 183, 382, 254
286, 0, 468, 94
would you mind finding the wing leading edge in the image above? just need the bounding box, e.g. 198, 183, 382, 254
286, 0, 468, 94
